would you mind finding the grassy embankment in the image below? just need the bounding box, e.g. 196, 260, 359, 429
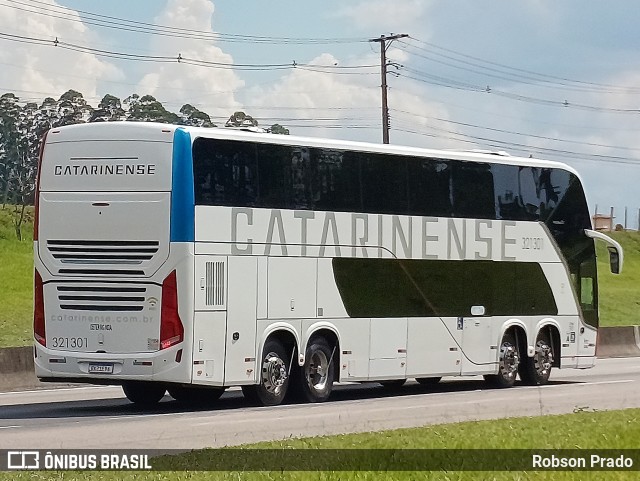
0, 206, 34, 347
0, 408, 638, 480
0, 206, 638, 348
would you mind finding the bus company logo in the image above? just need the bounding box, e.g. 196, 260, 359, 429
7, 451, 39, 470
147, 297, 158, 310
53, 163, 156, 177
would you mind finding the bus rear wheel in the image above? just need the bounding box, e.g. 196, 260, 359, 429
297, 337, 335, 403
484, 332, 519, 388
244, 338, 290, 406
122, 382, 166, 406
519, 330, 553, 385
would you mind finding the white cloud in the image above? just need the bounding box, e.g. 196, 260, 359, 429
244, 51, 456, 148
335, 0, 434, 32
0, 0, 122, 103
135, 0, 243, 118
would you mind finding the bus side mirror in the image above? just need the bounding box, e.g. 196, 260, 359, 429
608, 247, 620, 275
584, 229, 623, 275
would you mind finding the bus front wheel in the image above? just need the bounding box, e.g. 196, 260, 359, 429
519, 330, 553, 386
244, 338, 290, 406
122, 381, 166, 406
484, 332, 519, 388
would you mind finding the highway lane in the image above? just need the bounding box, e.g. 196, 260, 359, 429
0, 357, 639, 450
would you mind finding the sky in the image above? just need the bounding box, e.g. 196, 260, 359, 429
0, 0, 639, 228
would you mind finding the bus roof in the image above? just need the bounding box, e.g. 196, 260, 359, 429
45, 121, 582, 179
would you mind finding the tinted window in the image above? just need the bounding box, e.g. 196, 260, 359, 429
359, 153, 407, 214
256, 143, 294, 208
452, 161, 495, 218
311, 148, 360, 212
408, 158, 452, 217
192, 138, 591, 245
333, 258, 557, 318
193, 138, 257, 206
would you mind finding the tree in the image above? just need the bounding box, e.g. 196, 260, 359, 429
0, 93, 21, 208
90, 94, 125, 122
268, 123, 290, 135
225, 111, 258, 128
55, 89, 92, 126
124, 94, 180, 123
179, 104, 215, 127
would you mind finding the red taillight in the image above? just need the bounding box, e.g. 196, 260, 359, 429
33, 130, 49, 241
34, 270, 46, 346
160, 270, 184, 350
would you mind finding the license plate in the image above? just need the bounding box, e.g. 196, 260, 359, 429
88, 363, 114, 374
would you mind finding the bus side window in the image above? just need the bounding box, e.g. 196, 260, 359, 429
580, 276, 595, 311
451, 161, 495, 219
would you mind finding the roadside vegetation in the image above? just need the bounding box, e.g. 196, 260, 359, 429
0, 206, 638, 348
596, 231, 640, 324
0, 206, 34, 347
0, 408, 638, 480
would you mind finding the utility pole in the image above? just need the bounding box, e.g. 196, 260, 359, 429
370, 33, 408, 144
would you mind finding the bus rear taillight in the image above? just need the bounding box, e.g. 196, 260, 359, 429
34, 270, 46, 346
160, 270, 184, 350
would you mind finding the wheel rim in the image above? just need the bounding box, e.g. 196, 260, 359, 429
305, 350, 329, 392
498, 340, 519, 380
261, 351, 288, 396
534, 340, 553, 377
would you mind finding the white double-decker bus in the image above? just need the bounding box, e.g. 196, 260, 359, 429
33, 122, 622, 406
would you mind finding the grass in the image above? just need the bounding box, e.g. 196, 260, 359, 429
0, 206, 34, 347
596, 231, 640, 326
0, 408, 639, 479
0, 206, 638, 347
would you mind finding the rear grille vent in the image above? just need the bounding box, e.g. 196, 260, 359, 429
47, 240, 160, 276
205, 261, 225, 306
57, 285, 148, 312
47, 240, 159, 264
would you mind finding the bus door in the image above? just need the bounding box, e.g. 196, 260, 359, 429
224, 256, 259, 384
369, 318, 408, 380
193, 256, 228, 384
574, 254, 598, 367
460, 309, 495, 375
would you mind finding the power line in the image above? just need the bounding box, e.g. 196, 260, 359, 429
0, 31, 378, 72
405, 36, 640, 94
392, 119, 640, 166
395, 68, 640, 114
391, 108, 640, 153
0, 0, 368, 45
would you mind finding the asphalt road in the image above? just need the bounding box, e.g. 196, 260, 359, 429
0, 357, 639, 450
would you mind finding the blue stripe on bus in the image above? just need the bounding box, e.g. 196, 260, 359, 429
170, 128, 195, 242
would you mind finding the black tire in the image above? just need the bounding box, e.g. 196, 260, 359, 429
380, 379, 406, 389
416, 377, 442, 386
519, 330, 553, 386
297, 337, 335, 403
122, 382, 166, 406
168, 385, 225, 405
241, 384, 260, 404
251, 338, 291, 406
484, 332, 519, 388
